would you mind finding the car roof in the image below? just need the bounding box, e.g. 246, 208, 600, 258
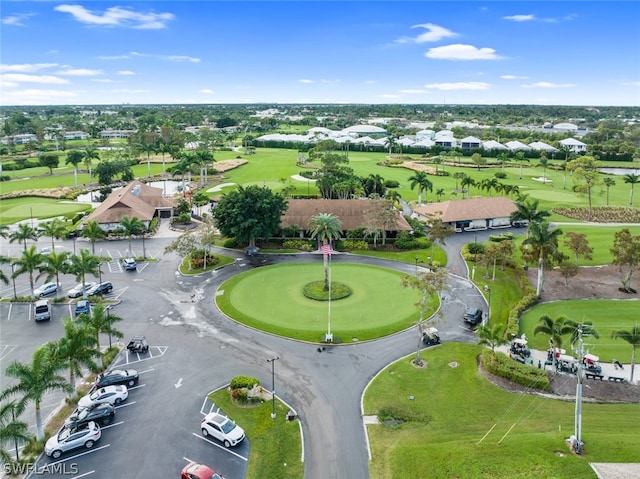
35, 299, 50, 306
204, 412, 229, 425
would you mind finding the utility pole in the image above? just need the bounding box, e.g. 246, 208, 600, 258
267, 357, 279, 419
573, 327, 584, 454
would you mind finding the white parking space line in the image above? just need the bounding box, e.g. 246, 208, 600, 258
0, 344, 18, 361
128, 383, 146, 391
199, 398, 221, 416
137, 367, 155, 375
101, 421, 124, 430
38, 444, 110, 472
122, 346, 167, 365
114, 401, 136, 410
192, 433, 248, 461
72, 470, 95, 478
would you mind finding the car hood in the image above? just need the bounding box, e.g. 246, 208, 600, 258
77, 396, 93, 408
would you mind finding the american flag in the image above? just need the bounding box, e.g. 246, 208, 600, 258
321, 244, 331, 256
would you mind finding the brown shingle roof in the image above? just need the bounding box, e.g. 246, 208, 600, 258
413, 197, 516, 223
281, 199, 412, 231
85, 180, 176, 224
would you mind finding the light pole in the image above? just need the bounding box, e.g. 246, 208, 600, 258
415, 256, 419, 274
472, 235, 477, 280
267, 357, 279, 419
486, 286, 491, 320
11, 264, 17, 300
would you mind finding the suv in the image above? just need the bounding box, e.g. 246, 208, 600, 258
87, 281, 113, 297
75, 299, 91, 316
201, 412, 245, 448
45, 421, 101, 459
121, 258, 137, 271
127, 336, 149, 353
34, 299, 52, 322
463, 307, 483, 326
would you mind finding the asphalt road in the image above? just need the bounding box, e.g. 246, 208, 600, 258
1, 233, 485, 479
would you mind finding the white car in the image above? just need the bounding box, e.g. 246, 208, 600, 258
200, 412, 245, 447
45, 421, 101, 459
78, 385, 128, 408
68, 282, 97, 298
34, 282, 58, 297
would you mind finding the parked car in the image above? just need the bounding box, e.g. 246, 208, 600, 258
181, 462, 224, 479
121, 258, 137, 271
45, 421, 101, 459
87, 281, 113, 297
65, 403, 115, 428
78, 385, 128, 408
68, 282, 96, 298
201, 412, 245, 448
40, 246, 52, 255
127, 335, 149, 353
34, 299, 52, 322
463, 307, 483, 326
34, 282, 58, 297
422, 327, 441, 346
95, 369, 139, 388
75, 299, 91, 316
512, 220, 528, 228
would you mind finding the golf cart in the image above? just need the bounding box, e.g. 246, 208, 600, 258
556, 354, 578, 374
126, 335, 149, 353
422, 327, 441, 346
510, 335, 531, 359
583, 353, 602, 374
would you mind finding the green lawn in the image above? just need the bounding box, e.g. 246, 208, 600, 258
364, 342, 640, 479
0, 197, 91, 225
215, 262, 433, 342
519, 300, 640, 363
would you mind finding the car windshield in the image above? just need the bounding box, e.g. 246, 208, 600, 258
58, 427, 72, 441
76, 408, 90, 420
220, 419, 236, 434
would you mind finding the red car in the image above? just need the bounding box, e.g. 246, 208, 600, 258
181, 462, 223, 479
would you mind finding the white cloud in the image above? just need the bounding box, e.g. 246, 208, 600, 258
57, 68, 103, 76
501, 75, 528, 80
91, 79, 122, 83
621, 81, 640, 87
0, 63, 58, 72
503, 14, 535, 22
54, 4, 174, 30
521, 82, 575, 88
99, 55, 131, 60
299, 79, 314, 84
424, 82, 490, 91
0, 73, 69, 84
425, 44, 503, 60
168, 56, 200, 63
399, 89, 428, 94
200, 89, 215, 94
320, 79, 340, 84
2, 13, 36, 26
395, 23, 457, 44
118, 71, 136, 76
1, 89, 78, 104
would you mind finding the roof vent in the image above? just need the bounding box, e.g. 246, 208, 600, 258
131, 185, 141, 196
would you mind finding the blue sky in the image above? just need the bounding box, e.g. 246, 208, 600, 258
1, 1, 639, 106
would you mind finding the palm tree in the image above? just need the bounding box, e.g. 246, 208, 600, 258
82, 220, 106, 254
603, 177, 616, 205
534, 314, 575, 368
523, 221, 563, 297
11, 246, 44, 298
41, 250, 71, 297
50, 318, 99, 399
65, 149, 84, 187
0, 400, 30, 467
435, 188, 445, 201
0, 345, 72, 440
497, 152, 510, 173
308, 213, 343, 290
623, 173, 640, 206
460, 175, 476, 199
477, 323, 508, 358
0, 255, 10, 288
78, 303, 124, 369
408, 171, 433, 205
40, 218, 67, 250
538, 154, 549, 182
510, 197, 551, 238
192, 148, 215, 187
611, 325, 640, 383
452, 171, 466, 192
119, 216, 145, 258
68, 248, 101, 298
0, 224, 9, 239
9, 223, 38, 252
83, 145, 100, 179
515, 151, 529, 180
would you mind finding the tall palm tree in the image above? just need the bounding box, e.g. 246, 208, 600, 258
119, 216, 145, 258
510, 197, 551, 238
41, 250, 71, 297
611, 325, 640, 383
78, 303, 124, 369
0, 224, 9, 239
82, 220, 106, 255
192, 148, 215, 187
11, 246, 44, 298
50, 318, 99, 399
68, 248, 101, 298
40, 218, 67, 250
408, 171, 433, 205
452, 171, 466, 192
515, 151, 529, 180
460, 175, 476, 199
65, 149, 84, 187
533, 314, 575, 369
477, 323, 508, 358
497, 152, 510, 173
83, 145, 100, 179
538, 154, 549, 182
0, 345, 72, 440
0, 400, 30, 467
308, 213, 343, 290
0, 255, 11, 288
9, 223, 38, 252
603, 177, 616, 206
623, 173, 640, 206
523, 221, 563, 297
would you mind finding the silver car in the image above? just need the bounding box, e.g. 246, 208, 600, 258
45, 421, 101, 459
68, 282, 97, 298
34, 282, 58, 297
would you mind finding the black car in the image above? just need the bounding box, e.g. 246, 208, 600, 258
126, 336, 149, 353
95, 369, 139, 388
87, 281, 113, 297
463, 307, 483, 326
65, 403, 115, 428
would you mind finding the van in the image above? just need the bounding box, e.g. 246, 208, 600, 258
34, 299, 52, 322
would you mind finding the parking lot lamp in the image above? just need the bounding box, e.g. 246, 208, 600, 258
415, 256, 419, 274
267, 356, 279, 419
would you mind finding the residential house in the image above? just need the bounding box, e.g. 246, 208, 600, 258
413, 197, 517, 232
460, 136, 483, 150
559, 138, 587, 154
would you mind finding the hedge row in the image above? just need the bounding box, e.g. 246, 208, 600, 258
481, 350, 550, 391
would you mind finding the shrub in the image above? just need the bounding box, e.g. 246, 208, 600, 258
384, 179, 400, 188
346, 227, 367, 240
489, 232, 514, 242
394, 231, 423, 250
377, 405, 433, 425
222, 237, 240, 248
343, 240, 368, 251
494, 172, 507, 179
230, 375, 260, 390
189, 249, 220, 269
282, 239, 313, 251
481, 350, 549, 391
231, 388, 249, 405
467, 242, 485, 255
